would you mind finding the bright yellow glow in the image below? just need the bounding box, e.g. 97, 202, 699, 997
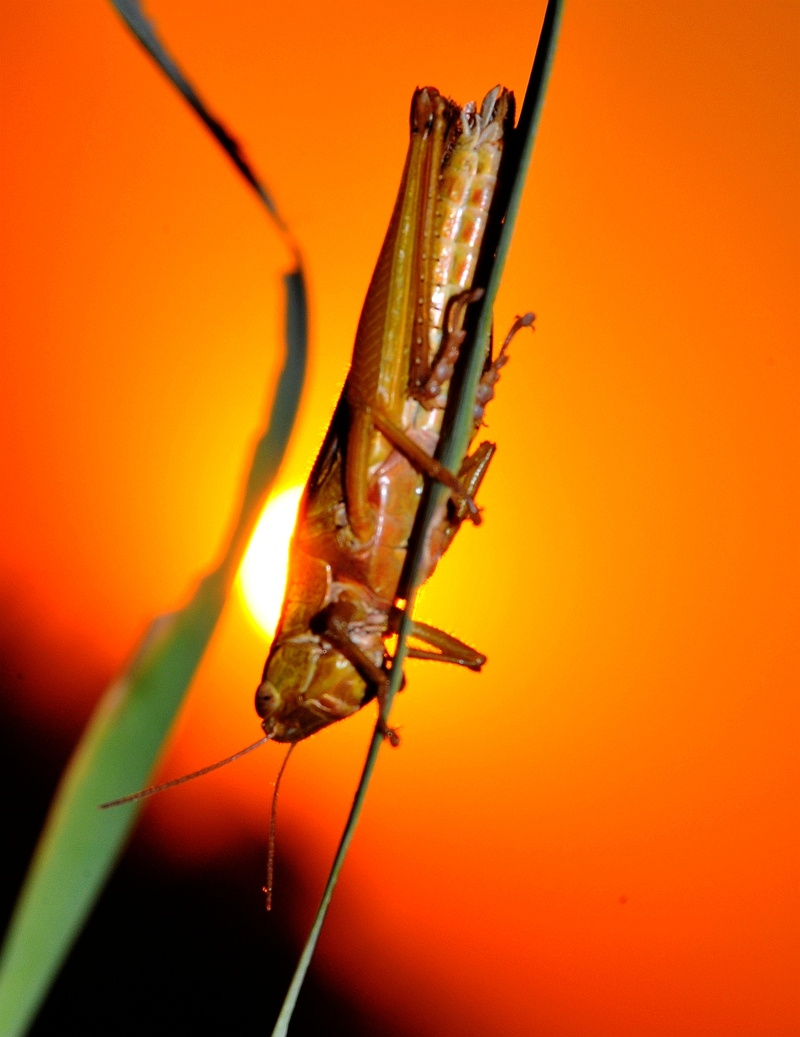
237, 485, 303, 638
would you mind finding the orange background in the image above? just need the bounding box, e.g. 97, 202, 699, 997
1, 2, 798, 1034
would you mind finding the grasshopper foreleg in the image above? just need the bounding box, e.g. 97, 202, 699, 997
313, 600, 401, 745
314, 602, 388, 688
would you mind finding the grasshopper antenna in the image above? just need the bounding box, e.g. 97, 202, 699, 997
99, 736, 270, 809
264, 741, 296, 911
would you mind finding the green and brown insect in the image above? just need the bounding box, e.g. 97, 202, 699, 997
102, 83, 533, 815
256, 85, 533, 744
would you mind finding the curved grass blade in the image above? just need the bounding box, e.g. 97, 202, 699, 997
0, 278, 306, 1037
270, 2, 564, 1033
0, 8, 308, 1035
110, 0, 298, 262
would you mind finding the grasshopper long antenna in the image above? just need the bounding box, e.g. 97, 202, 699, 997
264, 741, 296, 911
99, 736, 270, 808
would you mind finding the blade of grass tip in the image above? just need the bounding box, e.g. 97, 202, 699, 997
270, 4, 564, 1032
0, 12, 308, 1037
109, 0, 298, 264
442, 0, 564, 478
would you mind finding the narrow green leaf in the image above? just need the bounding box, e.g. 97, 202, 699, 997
110, 0, 292, 248
0, 583, 222, 1037
270, 3, 564, 1033
0, 278, 307, 1037
0, 10, 309, 1036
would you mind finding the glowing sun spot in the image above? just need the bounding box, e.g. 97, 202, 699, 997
237, 485, 303, 638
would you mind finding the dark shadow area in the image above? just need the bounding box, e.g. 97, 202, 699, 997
0, 641, 412, 1037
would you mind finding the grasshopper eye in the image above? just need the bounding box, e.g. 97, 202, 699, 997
255, 680, 281, 719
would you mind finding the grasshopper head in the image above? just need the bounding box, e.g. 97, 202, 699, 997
256, 635, 369, 742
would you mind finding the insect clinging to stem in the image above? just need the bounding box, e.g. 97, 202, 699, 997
254, 83, 534, 746
102, 81, 533, 816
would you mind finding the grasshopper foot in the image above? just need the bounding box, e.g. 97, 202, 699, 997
377, 715, 401, 747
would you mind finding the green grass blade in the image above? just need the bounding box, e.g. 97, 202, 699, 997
0, 11, 309, 1036
0, 588, 221, 1037
270, 720, 386, 1037
0, 269, 307, 1037
458, 0, 565, 444
269, 3, 564, 1033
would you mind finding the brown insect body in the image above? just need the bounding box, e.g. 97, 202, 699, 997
256, 85, 519, 742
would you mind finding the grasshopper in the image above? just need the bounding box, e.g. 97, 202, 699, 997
256, 85, 533, 744
99, 83, 533, 811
